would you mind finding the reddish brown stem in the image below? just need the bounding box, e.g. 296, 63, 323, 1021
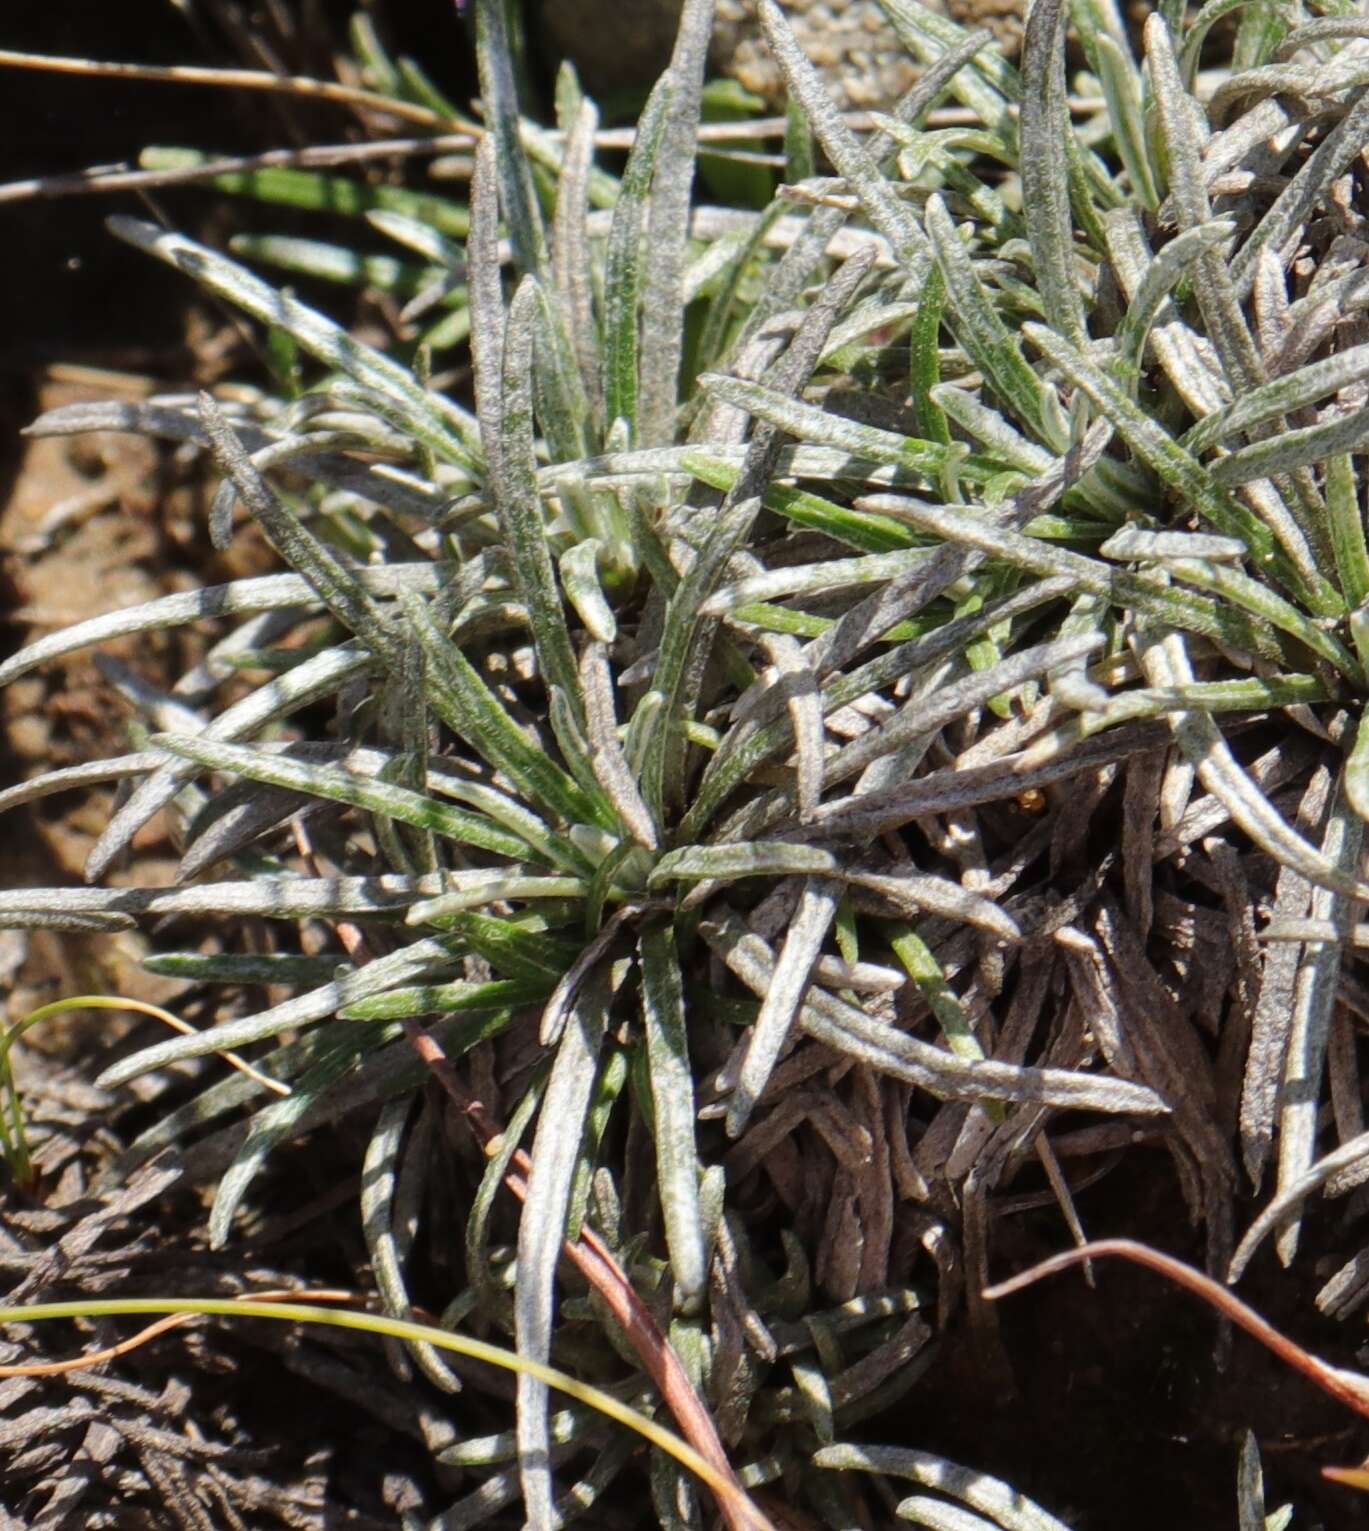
401, 1018, 767, 1531
985, 1238, 1369, 1419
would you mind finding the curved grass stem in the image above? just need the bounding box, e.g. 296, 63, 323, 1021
0, 1292, 774, 1530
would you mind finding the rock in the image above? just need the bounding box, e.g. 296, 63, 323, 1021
534, 0, 1025, 110
712, 1, 918, 111
535, 0, 684, 99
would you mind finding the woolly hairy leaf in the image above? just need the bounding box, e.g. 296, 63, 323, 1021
499, 278, 588, 723
1019, 0, 1086, 345
108, 217, 478, 468
640, 922, 707, 1295
603, 78, 671, 434
150, 734, 537, 861
517, 970, 612, 1530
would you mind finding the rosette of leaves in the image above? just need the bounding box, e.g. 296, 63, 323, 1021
7, 0, 1369, 1522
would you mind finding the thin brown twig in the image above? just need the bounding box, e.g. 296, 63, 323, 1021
985, 1237, 1369, 1419
0, 89, 1123, 214
0, 134, 479, 205
0, 49, 468, 131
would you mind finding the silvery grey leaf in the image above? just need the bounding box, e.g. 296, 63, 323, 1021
1098, 527, 1246, 564
0, 564, 448, 692
754, 631, 824, 822
1231, 85, 1369, 298
1144, 15, 1265, 393
97, 931, 456, 1088
639, 922, 707, 1296
517, 971, 611, 1531
1231, 1125, 1369, 1283
821, 633, 1105, 794
638, 0, 714, 448
703, 912, 1166, 1115
108, 217, 476, 468
757, 0, 932, 287
579, 642, 658, 850
85, 642, 373, 882
812, 722, 1172, 839
844, 870, 1020, 941
468, 134, 506, 493
1138, 633, 1369, 901
1208, 403, 1369, 486
0, 755, 162, 819
474, 0, 548, 282
725, 876, 839, 1138
812, 1444, 1073, 1531
1274, 781, 1363, 1263
1019, 0, 1087, 346
553, 97, 601, 416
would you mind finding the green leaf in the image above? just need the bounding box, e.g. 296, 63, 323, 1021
139, 147, 470, 236
150, 734, 535, 862
399, 587, 602, 831
227, 233, 436, 296
909, 265, 951, 447
340, 978, 550, 1021
437, 911, 582, 984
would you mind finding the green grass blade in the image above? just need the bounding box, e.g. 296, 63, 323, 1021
139, 146, 470, 236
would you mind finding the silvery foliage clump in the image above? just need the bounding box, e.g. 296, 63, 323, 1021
5, 0, 1369, 1520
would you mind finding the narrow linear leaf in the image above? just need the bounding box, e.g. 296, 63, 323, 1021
1273, 782, 1363, 1263
1020, 0, 1087, 345
726, 876, 839, 1138
926, 195, 1067, 451
517, 972, 611, 1531
400, 587, 601, 830
639, 0, 715, 447
150, 734, 536, 862
649, 843, 839, 888
474, 0, 548, 281
499, 278, 586, 723
108, 217, 475, 469
603, 77, 672, 433
640, 923, 707, 1297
